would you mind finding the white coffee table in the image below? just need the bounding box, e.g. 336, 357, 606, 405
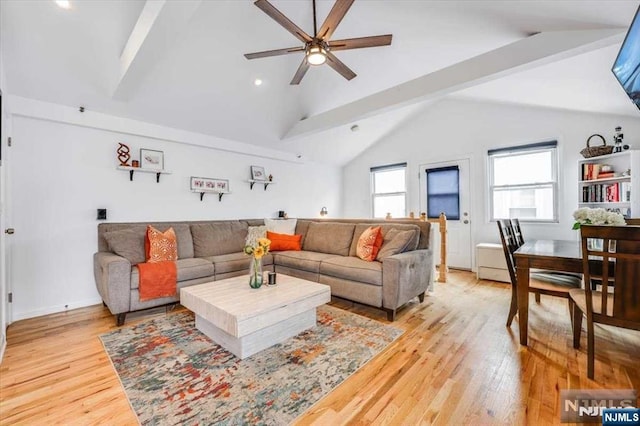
180, 274, 331, 359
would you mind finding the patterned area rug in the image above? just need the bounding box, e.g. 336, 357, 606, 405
100, 305, 403, 425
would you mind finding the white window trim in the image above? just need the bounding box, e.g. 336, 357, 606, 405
370, 163, 407, 218
488, 143, 559, 223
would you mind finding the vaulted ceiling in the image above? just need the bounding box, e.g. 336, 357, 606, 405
1, 0, 638, 165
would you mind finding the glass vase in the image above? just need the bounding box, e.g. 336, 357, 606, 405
249, 257, 263, 288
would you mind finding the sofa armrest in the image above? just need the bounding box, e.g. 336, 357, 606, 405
93, 252, 132, 315
381, 249, 433, 310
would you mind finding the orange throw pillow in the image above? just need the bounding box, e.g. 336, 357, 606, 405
145, 225, 178, 263
356, 226, 383, 261
267, 231, 302, 251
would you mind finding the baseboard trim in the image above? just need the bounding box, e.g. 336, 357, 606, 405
12, 297, 103, 322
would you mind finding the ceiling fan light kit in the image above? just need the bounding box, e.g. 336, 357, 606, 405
244, 0, 392, 85
306, 44, 327, 66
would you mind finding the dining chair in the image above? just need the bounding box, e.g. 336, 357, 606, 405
571, 225, 640, 380
497, 219, 581, 327
512, 218, 525, 246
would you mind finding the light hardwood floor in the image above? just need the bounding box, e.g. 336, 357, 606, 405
1, 270, 638, 425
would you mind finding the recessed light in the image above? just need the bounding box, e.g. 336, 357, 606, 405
254, 78, 263, 86
55, 0, 71, 9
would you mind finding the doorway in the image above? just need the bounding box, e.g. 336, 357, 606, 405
420, 158, 472, 270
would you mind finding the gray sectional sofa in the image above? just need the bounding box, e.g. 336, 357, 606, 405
94, 218, 434, 325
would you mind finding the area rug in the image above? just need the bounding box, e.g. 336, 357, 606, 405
100, 305, 403, 425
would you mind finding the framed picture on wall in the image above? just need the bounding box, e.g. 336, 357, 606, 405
214, 179, 229, 192
190, 177, 230, 193
190, 177, 208, 190
140, 149, 164, 170
250, 165, 266, 181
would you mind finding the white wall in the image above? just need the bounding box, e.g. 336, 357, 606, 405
343, 98, 640, 267
7, 109, 341, 321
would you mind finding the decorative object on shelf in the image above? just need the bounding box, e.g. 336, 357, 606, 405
244, 237, 271, 288
268, 174, 273, 182
580, 134, 614, 158
140, 149, 164, 170
320, 206, 328, 217
385, 213, 392, 220
572, 207, 626, 230
420, 212, 427, 221
409, 212, 415, 219
132, 160, 139, 168
117, 143, 131, 166
614, 126, 624, 153
190, 177, 230, 201
251, 165, 266, 181
278, 210, 286, 218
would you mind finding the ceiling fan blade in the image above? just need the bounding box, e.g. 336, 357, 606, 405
254, 0, 312, 44
317, 0, 354, 40
244, 46, 305, 60
325, 51, 356, 81
328, 34, 392, 51
290, 57, 310, 85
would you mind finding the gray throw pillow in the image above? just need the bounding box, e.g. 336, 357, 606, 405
103, 229, 146, 265
376, 229, 418, 260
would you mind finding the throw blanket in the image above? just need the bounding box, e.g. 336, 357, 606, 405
137, 261, 177, 301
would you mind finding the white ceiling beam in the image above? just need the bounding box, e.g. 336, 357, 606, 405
111, 0, 202, 100
284, 29, 625, 139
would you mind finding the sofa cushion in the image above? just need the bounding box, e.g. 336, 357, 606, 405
356, 226, 383, 261
191, 221, 248, 257
273, 251, 339, 273
103, 229, 146, 265
145, 226, 178, 263
320, 256, 382, 286
303, 222, 355, 256
172, 224, 195, 259
103, 224, 193, 264
202, 252, 273, 275
377, 228, 419, 259
267, 231, 302, 251
131, 258, 214, 290
349, 223, 420, 257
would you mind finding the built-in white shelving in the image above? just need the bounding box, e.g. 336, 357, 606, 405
577, 150, 639, 217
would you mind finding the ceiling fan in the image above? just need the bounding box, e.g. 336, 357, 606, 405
244, 0, 392, 85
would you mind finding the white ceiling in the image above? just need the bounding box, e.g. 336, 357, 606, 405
1, 0, 639, 165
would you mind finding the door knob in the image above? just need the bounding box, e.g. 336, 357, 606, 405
5, 228, 15, 234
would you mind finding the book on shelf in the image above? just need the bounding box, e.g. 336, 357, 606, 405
596, 172, 615, 179
582, 182, 627, 203
582, 163, 602, 180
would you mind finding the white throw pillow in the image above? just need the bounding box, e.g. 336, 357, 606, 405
264, 218, 297, 235
245, 225, 267, 247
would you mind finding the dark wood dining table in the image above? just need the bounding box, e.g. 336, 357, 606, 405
513, 239, 583, 346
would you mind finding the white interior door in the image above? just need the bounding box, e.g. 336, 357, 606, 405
420, 158, 472, 270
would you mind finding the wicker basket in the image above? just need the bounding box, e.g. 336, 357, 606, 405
580, 134, 613, 158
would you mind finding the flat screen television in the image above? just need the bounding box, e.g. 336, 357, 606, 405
612, 6, 640, 111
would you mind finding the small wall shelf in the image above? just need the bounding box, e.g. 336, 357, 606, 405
248, 179, 274, 191
192, 190, 230, 202
118, 166, 171, 183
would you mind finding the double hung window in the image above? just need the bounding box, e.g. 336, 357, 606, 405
488, 141, 558, 222
371, 163, 407, 218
